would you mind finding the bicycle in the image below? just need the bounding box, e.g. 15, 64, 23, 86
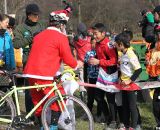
0, 69, 94, 130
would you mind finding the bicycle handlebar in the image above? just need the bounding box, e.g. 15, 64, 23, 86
2, 70, 17, 76
0, 69, 17, 86
60, 69, 76, 81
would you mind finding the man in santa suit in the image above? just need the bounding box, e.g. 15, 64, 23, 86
23, 6, 78, 130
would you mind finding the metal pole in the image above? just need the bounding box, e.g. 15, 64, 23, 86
78, 0, 81, 23
4, 0, 7, 14
61, 0, 63, 7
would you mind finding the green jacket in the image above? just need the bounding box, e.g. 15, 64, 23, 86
146, 12, 154, 23
13, 21, 47, 65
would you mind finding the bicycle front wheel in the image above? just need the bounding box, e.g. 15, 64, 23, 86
41, 95, 94, 130
0, 91, 16, 129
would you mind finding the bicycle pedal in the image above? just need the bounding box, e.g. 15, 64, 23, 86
12, 115, 34, 129
24, 121, 35, 126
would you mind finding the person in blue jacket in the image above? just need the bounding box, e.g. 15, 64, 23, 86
0, 13, 15, 71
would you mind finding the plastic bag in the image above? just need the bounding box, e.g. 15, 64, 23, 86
58, 72, 79, 130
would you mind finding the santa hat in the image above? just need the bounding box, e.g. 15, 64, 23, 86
50, 3, 72, 21
50, 10, 69, 22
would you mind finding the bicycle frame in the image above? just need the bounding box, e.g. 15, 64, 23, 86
0, 81, 68, 124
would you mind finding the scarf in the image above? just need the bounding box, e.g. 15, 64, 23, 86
25, 19, 37, 26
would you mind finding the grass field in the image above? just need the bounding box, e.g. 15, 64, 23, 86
86, 102, 157, 130
0, 93, 157, 130
139, 103, 156, 130
22, 96, 156, 130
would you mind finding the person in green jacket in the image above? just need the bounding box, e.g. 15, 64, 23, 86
138, 9, 155, 48
13, 3, 47, 65
13, 3, 47, 123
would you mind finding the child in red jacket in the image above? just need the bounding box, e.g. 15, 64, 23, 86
89, 23, 118, 129
74, 23, 91, 101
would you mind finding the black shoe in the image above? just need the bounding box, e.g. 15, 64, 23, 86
94, 115, 106, 124
105, 121, 117, 130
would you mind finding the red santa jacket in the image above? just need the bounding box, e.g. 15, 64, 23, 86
95, 37, 117, 72
74, 36, 91, 62
24, 27, 77, 80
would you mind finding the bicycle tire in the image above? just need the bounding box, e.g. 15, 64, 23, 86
0, 91, 16, 130
41, 95, 94, 130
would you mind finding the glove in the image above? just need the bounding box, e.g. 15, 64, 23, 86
74, 35, 79, 41
81, 31, 88, 37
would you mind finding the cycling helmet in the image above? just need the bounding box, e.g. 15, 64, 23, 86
50, 10, 69, 25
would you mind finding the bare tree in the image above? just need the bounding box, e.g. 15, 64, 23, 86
149, 0, 160, 7
1, 0, 154, 32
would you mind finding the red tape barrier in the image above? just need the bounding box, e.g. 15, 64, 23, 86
78, 81, 160, 91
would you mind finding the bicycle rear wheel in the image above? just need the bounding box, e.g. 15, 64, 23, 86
0, 91, 16, 129
41, 95, 94, 130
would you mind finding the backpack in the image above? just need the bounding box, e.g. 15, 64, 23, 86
0, 37, 11, 87
0, 37, 6, 68
146, 42, 160, 77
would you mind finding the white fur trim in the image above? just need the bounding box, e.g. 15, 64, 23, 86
20, 74, 54, 80
47, 27, 67, 35
47, 27, 62, 33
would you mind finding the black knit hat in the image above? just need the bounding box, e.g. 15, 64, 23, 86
77, 23, 87, 33
26, 3, 40, 16
153, 5, 160, 13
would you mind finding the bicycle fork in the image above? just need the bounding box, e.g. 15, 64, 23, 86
56, 89, 71, 122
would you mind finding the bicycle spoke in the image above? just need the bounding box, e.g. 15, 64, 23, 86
0, 91, 16, 129
42, 95, 94, 130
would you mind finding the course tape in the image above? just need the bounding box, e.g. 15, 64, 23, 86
78, 81, 160, 92
15, 74, 160, 91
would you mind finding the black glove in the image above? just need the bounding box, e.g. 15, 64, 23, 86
81, 31, 88, 37
74, 35, 79, 41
